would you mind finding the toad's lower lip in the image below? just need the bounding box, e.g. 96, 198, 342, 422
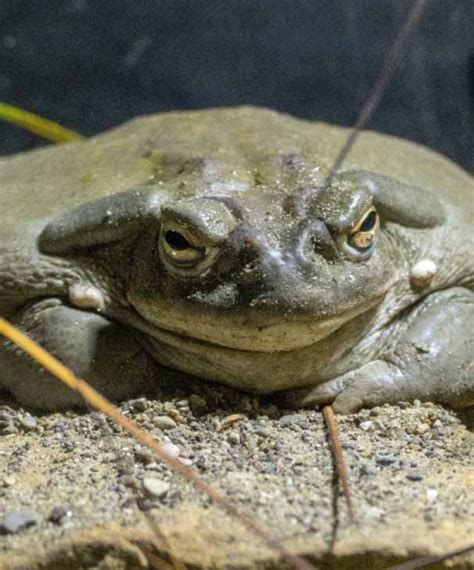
111, 297, 381, 354
143, 310, 369, 353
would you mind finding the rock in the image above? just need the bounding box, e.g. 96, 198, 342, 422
120, 475, 140, 489
426, 488, 439, 502
416, 422, 430, 435
359, 420, 373, 431
128, 398, 149, 412
406, 470, 423, 481
1, 510, 38, 534
227, 431, 241, 445
160, 442, 180, 458
19, 414, 37, 431
143, 477, 170, 498
134, 448, 154, 465
375, 453, 397, 466
255, 427, 271, 438
0, 421, 17, 435
48, 506, 73, 525
153, 416, 178, 430
279, 414, 307, 427
0, 409, 18, 435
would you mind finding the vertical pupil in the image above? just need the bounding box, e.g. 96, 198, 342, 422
165, 230, 191, 250
360, 211, 377, 232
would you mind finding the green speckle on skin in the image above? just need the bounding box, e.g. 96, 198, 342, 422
79, 172, 99, 184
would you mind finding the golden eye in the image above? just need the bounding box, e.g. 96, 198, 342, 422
348, 207, 379, 252
161, 225, 205, 265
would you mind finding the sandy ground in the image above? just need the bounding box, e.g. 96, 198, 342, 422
0, 372, 472, 569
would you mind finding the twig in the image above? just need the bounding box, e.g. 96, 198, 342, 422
324, 0, 428, 187
322, 406, 354, 521
388, 544, 474, 570
0, 317, 314, 570
0, 102, 84, 143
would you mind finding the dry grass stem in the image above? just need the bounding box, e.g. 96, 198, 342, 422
324, 0, 428, 186
0, 102, 84, 143
0, 317, 315, 570
322, 405, 354, 521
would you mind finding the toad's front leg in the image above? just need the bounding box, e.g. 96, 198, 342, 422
279, 288, 474, 413
0, 298, 160, 410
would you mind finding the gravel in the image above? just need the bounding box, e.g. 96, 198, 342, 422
0, 377, 472, 569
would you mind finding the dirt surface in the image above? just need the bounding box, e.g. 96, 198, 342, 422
0, 373, 472, 569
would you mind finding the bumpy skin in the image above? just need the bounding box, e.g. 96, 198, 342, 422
0, 107, 472, 412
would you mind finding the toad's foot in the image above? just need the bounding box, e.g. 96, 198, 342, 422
0, 298, 160, 410
279, 288, 474, 413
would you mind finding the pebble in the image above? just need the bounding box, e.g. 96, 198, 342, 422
153, 416, 178, 430
160, 442, 180, 459
255, 427, 271, 438
0, 411, 18, 435
19, 414, 38, 431
406, 470, 423, 481
359, 420, 373, 431
279, 414, 306, 427
227, 431, 241, 445
220, 414, 246, 430
134, 448, 154, 465
426, 488, 438, 502
375, 453, 397, 466
128, 398, 149, 412
121, 475, 140, 489
142, 477, 170, 498
0, 510, 38, 534
416, 423, 430, 435
48, 506, 73, 525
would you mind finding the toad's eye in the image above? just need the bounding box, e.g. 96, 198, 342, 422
160, 224, 206, 265
341, 206, 380, 259
165, 230, 191, 251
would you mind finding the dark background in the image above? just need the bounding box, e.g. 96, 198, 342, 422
0, 0, 472, 170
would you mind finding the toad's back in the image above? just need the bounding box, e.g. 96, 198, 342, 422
0, 107, 472, 239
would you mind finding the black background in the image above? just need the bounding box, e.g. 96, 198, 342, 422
0, 0, 472, 170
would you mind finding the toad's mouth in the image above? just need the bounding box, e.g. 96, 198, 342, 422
116, 299, 380, 354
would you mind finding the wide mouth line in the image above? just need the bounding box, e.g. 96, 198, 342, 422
139, 313, 355, 354
149, 326, 319, 354
114, 298, 381, 354
118, 306, 328, 353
